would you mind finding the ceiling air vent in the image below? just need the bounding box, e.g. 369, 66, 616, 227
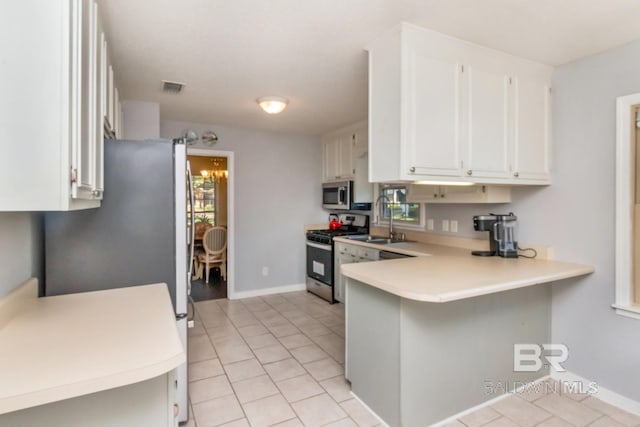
162, 80, 185, 94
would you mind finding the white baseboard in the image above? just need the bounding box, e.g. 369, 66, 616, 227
350, 392, 390, 427
228, 283, 306, 300
432, 376, 551, 426
352, 377, 553, 427
551, 370, 640, 416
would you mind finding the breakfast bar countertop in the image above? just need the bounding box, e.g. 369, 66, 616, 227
0, 280, 185, 415
334, 237, 595, 302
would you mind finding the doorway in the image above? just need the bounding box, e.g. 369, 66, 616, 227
187, 149, 234, 301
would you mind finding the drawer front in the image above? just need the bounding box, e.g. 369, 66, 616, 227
358, 247, 379, 261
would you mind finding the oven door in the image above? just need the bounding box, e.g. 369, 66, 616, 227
306, 241, 333, 285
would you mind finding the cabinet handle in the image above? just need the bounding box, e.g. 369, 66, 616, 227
173, 404, 179, 417
433, 193, 438, 198
513, 172, 520, 178
92, 190, 102, 197
409, 167, 415, 173
440, 193, 445, 198
466, 170, 473, 176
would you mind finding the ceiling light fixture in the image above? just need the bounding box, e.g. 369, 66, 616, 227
200, 158, 228, 181
257, 96, 288, 114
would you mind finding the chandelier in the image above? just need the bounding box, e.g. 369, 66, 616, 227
200, 158, 228, 181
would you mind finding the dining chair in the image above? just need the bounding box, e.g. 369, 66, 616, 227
198, 226, 227, 283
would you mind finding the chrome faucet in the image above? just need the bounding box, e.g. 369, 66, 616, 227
375, 195, 394, 240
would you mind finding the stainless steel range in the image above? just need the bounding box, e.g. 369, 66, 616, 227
306, 213, 369, 303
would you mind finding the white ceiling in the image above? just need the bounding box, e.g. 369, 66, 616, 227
98, 0, 640, 136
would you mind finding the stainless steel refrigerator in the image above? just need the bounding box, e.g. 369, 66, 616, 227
44, 138, 193, 423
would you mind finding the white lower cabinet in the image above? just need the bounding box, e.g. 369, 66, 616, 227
335, 243, 379, 303
406, 184, 511, 204
0, 371, 178, 427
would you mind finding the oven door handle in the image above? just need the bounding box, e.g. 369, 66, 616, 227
306, 241, 332, 251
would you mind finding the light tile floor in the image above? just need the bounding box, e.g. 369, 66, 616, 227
184, 291, 640, 427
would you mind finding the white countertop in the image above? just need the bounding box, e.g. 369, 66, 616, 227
335, 237, 594, 302
0, 281, 185, 415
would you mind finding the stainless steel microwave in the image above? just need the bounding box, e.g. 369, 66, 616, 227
322, 181, 351, 210
322, 181, 371, 211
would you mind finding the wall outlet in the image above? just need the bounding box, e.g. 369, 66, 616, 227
262, 266, 269, 276
442, 219, 450, 232
427, 218, 434, 231
450, 220, 458, 233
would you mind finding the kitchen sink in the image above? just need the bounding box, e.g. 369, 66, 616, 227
344, 235, 414, 245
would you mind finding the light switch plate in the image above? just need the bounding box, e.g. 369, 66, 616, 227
450, 220, 458, 233
442, 219, 449, 232
427, 218, 434, 231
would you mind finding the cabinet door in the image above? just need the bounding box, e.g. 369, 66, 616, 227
336, 134, 354, 178
107, 64, 114, 132
512, 76, 551, 182
93, 8, 105, 195
323, 138, 338, 181
101, 37, 108, 131
353, 126, 368, 159
336, 250, 355, 303
114, 87, 120, 138
465, 66, 510, 179
72, 1, 101, 199
404, 52, 463, 177
406, 184, 440, 202
440, 185, 485, 202
357, 247, 379, 261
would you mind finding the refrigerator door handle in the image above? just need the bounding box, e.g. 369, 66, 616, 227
187, 295, 196, 325
187, 161, 195, 297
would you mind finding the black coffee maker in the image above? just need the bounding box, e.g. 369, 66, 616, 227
472, 213, 518, 258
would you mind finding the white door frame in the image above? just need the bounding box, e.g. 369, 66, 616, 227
614, 94, 640, 319
187, 148, 235, 299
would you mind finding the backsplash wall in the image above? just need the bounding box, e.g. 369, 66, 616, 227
416, 186, 548, 242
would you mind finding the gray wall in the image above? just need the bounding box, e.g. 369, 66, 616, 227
122, 100, 160, 140
426, 40, 640, 402
0, 213, 42, 297
161, 120, 327, 294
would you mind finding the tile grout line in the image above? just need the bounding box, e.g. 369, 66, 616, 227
192, 293, 368, 427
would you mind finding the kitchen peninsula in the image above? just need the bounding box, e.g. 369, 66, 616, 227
337, 238, 594, 426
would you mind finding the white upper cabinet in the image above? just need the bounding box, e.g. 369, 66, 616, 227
367, 23, 552, 185
404, 54, 463, 177
512, 76, 551, 181
465, 66, 510, 179
323, 138, 341, 181
322, 120, 373, 204
0, 0, 120, 211
323, 122, 367, 181
0, 0, 110, 211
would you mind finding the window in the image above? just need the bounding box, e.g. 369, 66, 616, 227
378, 185, 422, 226
192, 175, 216, 225
614, 94, 640, 319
